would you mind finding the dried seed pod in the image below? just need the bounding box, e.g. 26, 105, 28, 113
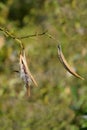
57, 44, 84, 80
19, 44, 38, 97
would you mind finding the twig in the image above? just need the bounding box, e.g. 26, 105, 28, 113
45, 32, 59, 43
17, 30, 48, 39
0, 27, 47, 40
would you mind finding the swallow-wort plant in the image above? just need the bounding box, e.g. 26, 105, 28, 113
0, 27, 46, 97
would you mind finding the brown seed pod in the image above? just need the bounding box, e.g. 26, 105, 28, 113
57, 44, 84, 80
19, 44, 38, 97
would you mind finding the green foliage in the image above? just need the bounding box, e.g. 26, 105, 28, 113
0, 0, 87, 130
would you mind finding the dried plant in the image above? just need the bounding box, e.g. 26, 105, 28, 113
45, 32, 84, 80
0, 26, 47, 96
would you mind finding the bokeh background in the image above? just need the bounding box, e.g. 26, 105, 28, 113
0, 0, 87, 130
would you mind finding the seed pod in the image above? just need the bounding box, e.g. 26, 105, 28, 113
19, 44, 38, 97
57, 44, 84, 80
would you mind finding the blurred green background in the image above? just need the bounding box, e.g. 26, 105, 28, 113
0, 0, 87, 130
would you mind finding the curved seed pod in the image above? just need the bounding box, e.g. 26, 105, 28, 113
57, 44, 84, 80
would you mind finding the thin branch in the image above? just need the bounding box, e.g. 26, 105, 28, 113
0, 27, 47, 40
0, 26, 47, 49
0, 27, 22, 45
17, 30, 48, 39
45, 32, 60, 43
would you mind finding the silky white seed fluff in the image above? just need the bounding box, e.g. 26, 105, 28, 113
20, 61, 32, 85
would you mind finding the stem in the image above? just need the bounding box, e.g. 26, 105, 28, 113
0, 27, 47, 40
